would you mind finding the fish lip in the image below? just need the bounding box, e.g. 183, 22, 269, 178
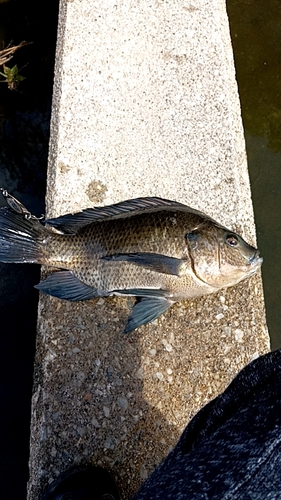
249, 250, 262, 265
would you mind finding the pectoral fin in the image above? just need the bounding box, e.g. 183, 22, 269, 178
103, 252, 187, 276
124, 296, 174, 334
35, 271, 98, 301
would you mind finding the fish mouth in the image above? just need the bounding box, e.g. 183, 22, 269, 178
249, 250, 263, 267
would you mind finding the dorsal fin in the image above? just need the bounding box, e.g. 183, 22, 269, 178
44, 197, 189, 234
45, 196, 220, 235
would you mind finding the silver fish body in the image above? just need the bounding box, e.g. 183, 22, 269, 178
0, 193, 262, 333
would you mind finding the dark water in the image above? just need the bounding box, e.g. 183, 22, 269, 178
227, 0, 281, 350
0, 0, 57, 209
0, 1, 59, 498
0, 0, 280, 499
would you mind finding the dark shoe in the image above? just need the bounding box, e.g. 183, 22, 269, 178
40, 465, 120, 500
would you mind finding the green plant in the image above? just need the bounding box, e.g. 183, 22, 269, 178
0, 64, 25, 90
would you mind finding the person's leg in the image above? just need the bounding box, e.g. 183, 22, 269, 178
40, 350, 281, 500
133, 349, 281, 499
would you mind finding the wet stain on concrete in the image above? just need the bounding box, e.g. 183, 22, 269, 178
58, 161, 71, 174
86, 180, 107, 204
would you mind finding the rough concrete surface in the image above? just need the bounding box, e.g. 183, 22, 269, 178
28, 0, 269, 498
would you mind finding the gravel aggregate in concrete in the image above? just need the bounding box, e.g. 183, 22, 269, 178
27, 1, 269, 498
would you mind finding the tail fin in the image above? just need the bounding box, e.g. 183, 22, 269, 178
0, 207, 46, 263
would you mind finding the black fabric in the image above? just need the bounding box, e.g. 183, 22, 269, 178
40, 465, 120, 500
133, 350, 281, 499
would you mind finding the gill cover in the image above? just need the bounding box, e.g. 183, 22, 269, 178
186, 225, 260, 288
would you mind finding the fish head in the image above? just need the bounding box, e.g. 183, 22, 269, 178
185, 223, 263, 289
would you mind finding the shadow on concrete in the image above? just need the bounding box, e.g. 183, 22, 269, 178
28, 296, 182, 499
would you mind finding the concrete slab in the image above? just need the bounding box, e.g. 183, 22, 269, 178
27, 0, 269, 498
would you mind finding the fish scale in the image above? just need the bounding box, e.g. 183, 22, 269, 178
0, 192, 262, 334
41, 212, 196, 293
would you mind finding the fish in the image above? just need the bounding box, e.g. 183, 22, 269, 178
0, 189, 262, 334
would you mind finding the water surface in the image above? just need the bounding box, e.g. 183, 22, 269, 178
227, 0, 281, 349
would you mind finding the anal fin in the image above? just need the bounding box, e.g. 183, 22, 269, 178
35, 271, 98, 301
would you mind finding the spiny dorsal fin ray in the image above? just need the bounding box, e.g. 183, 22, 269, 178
44, 197, 217, 234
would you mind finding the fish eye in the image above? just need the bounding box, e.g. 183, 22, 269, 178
226, 234, 239, 247
186, 230, 199, 241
